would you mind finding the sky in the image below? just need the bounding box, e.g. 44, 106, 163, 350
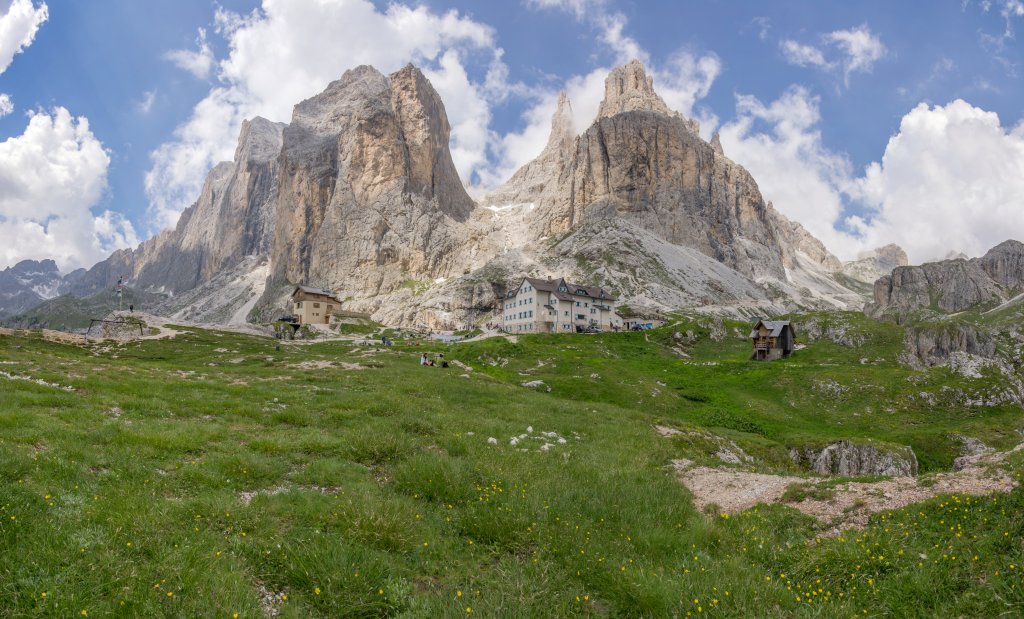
0, 0, 1022, 272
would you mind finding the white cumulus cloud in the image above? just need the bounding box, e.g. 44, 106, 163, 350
718, 86, 857, 256
165, 27, 214, 79
779, 40, 829, 68
849, 100, 1024, 261
0, 0, 47, 75
0, 108, 137, 270
780, 24, 886, 86
825, 25, 887, 84
0, 93, 12, 116
719, 88, 1024, 264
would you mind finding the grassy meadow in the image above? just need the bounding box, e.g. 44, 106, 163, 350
1, 313, 1024, 617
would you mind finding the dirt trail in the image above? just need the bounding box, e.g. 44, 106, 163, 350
672, 440, 1021, 536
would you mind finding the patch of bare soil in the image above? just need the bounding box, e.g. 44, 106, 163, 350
672, 460, 804, 513
289, 360, 369, 370
672, 444, 1021, 535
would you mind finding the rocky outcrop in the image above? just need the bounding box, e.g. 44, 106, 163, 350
797, 316, 865, 347
790, 440, 918, 477
868, 240, 1024, 317
843, 244, 908, 285
900, 323, 997, 369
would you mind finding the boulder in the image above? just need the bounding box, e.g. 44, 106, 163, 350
790, 440, 918, 477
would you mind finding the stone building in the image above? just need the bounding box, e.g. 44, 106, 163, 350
750, 319, 795, 360
502, 277, 620, 333
291, 286, 338, 325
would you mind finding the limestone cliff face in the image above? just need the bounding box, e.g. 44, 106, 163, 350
766, 203, 843, 273
65, 117, 285, 296
496, 60, 790, 282
480, 91, 575, 209
51, 59, 872, 327
269, 64, 479, 299
868, 241, 1024, 316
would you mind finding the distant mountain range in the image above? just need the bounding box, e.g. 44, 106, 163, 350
3, 60, 1020, 328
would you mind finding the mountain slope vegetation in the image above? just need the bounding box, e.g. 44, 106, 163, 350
2, 317, 1022, 617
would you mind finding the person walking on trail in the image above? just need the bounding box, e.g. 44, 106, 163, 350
129, 304, 134, 313
420, 353, 428, 366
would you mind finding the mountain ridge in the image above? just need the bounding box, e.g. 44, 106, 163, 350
12, 59, 934, 327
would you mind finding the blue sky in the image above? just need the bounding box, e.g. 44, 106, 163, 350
0, 0, 1022, 271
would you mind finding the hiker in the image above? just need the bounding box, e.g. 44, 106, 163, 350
129, 304, 134, 313
420, 353, 428, 366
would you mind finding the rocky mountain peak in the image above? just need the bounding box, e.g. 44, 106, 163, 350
548, 90, 575, 151
864, 244, 908, 266
842, 243, 908, 286
710, 132, 724, 156
388, 63, 473, 216
597, 59, 675, 119
0, 258, 64, 317
235, 116, 285, 164
477, 90, 576, 209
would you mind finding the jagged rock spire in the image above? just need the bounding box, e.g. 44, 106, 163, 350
710, 132, 724, 156
539, 90, 575, 159
597, 59, 675, 119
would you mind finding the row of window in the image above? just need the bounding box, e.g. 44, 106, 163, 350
295, 301, 333, 311
504, 309, 611, 324
504, 310, 534, 321
505, 297, 534, 309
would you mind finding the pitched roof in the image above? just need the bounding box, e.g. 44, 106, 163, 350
749, 319, 792, 339
513, 276, 617, 301
292, 285, 335, 299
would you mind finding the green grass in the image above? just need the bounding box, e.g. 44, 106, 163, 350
2, 287, 167, 330
0, 312, 1023, 617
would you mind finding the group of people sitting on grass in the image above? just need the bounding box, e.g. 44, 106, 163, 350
419, 352, 448, 368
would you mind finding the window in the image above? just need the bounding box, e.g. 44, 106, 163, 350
590, 308, 596, 314
528, 310, 533, 318
575, 301, 580, 307
296, 301, 302, 308
564, 311, 569, 316
584, 302, 589, 308
313, 302, 321, 308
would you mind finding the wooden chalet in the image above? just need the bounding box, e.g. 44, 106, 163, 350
749, 319, 795, 361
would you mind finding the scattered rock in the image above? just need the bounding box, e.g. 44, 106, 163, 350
790, 440, 918, 477
675, 442, 1021, 535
